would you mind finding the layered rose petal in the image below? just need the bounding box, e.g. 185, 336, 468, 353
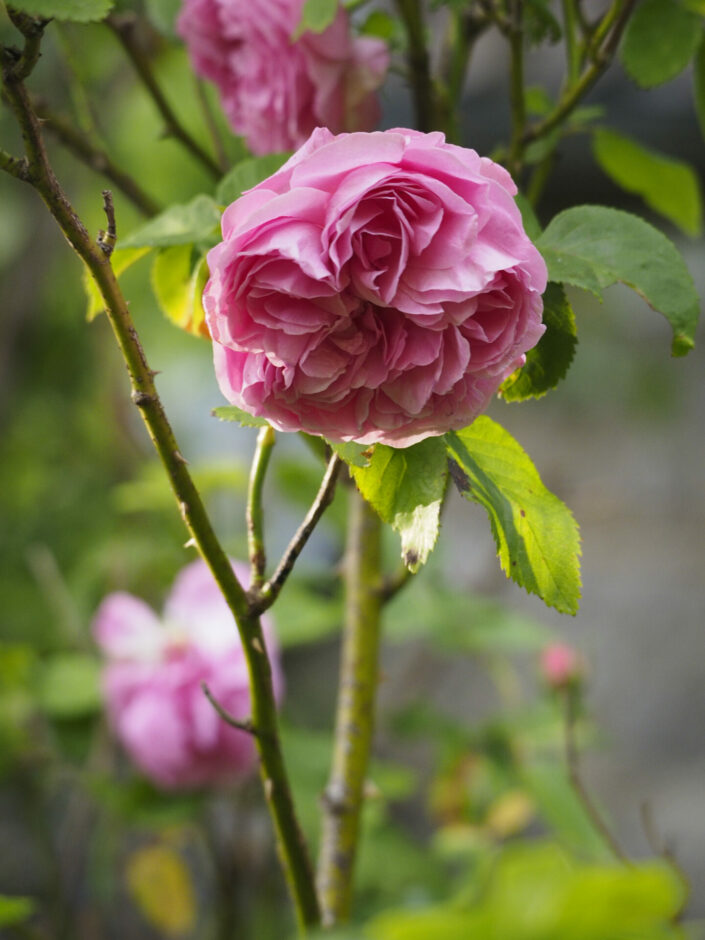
205, 128, 547, 447
93, 560, 282, 789
177, 0, 388, 155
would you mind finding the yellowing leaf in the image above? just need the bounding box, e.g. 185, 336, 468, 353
83, 247, 151, 321
151, 247, 210, 338
125, 844, 196, 936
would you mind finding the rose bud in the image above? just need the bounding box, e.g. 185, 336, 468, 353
93, 559, 282, 789
540, 642, 585, 690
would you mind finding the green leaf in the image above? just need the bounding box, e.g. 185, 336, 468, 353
359, 10, 399, 42
445, 418, 581, 615
120, 195, 221, 249
620, 0, 702, 88
151, 245, 210, 337
38, 653, 102, 719
212, 405, 269, 428
537, 205, 701, 356
327, 440, 372, 468
83, 246, 151, 321
292, 0, 338, 39
352, 439, 448, 572
592, 128, 702, 236
524, 85, 553, 117
216, 152, 293, 205
694, 33, 705, 143
500, 283, 577, 401
0, 895, 34, 927
524, 0, 561, 44
7, 0, 114, 20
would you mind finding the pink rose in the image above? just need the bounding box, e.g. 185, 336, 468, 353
540, 643, 585, 689
176, 0, 388, 155
93, 559, 283, 789
205, 128, 547, 447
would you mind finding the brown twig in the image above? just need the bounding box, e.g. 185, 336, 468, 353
33, 96, 161, 216
107, 12, 222, 180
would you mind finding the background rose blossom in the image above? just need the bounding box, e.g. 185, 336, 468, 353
205, 127, 548, 447
176, 0, 388, 155
93, 559, 282, 789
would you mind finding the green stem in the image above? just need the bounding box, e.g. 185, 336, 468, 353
561, 0, 580, 85
253, 453, 342, 615
247, 425, 276, 589
523, 0, 636, 146
0, 39, 319, 931
394, 0, 434, 131
507, 0, 525, 175
106, 12, 222, 180
317, 490, 383, 926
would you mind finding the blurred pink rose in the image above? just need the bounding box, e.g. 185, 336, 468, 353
540, 643, 584, 689
176, 0, 388, 155
205, 128, 547, 447
93, 559, 282, 789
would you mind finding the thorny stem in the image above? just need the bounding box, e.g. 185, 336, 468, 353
106, 12, 222, 180
0, 27, 319, 931
317, 490, 383, 926
247, 425, 276, 589
251, 454, 343, 615
394, 0, 434, 132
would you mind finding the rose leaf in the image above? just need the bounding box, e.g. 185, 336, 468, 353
352, 439, 449, 573
216, 153, 293, 206
151, 246, 210, 338
445, 418, 581, 615
499, 282, 577, 402
7, 0, 114, 21
212, 407, 270, 428
592, 128, 702, 237
537, 205, 700, 356
620, 0, 702, 89
120, 195, 221, 249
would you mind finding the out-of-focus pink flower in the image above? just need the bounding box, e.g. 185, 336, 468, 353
205, 127, 547, 447
93, 559, 282, 789
540, 643, 585, 690
176, 0, 388, 155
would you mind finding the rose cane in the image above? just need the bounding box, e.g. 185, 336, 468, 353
94, 559, 283, 789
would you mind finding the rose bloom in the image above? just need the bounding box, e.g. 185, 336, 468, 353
93, 559, 282, 789
176, 0, 388, 155
540, 643, 585, 690
204, 128, 547, 447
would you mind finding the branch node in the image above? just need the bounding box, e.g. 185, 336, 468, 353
131, 390, 154, 408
